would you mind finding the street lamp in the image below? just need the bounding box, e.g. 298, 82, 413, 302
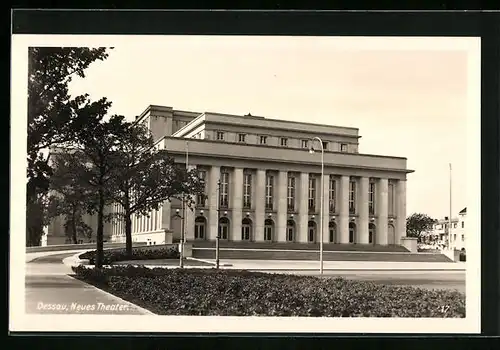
215, 179, 221, 269
172, 209, 184, 267
179, 140, 189, 268
309, 136, 324, 275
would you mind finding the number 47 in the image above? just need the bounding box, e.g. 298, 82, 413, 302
440, 305, 450, 313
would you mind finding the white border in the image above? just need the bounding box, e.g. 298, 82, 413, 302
10, 35, 481, 334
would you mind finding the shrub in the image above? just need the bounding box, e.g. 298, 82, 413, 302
79, 246, 180, 265
73, 266, 465, 318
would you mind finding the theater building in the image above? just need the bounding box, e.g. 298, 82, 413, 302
108, 105, 414, 247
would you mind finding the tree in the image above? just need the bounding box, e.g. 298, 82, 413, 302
406, 213, 437, 242
26, 194, 49, 247
27, 47, 112, 246
59, 114, 125, 268
47, 153, 97, 244
108, 122, 205, 258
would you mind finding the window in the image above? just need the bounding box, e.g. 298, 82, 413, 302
216, 131, 225, 140
286, 220, 295, 242
301, 140, 309, 148
280, 138, 288, 146
260, 135, 267, 144
462, 221, 464, 228
461, 234, 464, 241
287, 175, 295, 211
349, 179, 356, 214
322, 141, 328, 150
308, 176, 316, 212
243, 173, 252, 208
220, 172, 229, 208
197, 170, 207, 206
341, 143, 348, 152
241, 218, 252, 241
265, 175, 274, 210
329, 176, 336, 213
238, 134, 246, 142
453, 223, 457, 228
195, 217, 206, 240
388, 183, 395, 216
218, 217, 229, 240
368, 182, 376, 215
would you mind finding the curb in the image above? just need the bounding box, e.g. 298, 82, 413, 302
62, 251, 91, 269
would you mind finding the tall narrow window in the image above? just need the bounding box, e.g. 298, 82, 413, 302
260, 136, 267, 144
322, 141, 328, 150
197, 170, 207, 207
341, 143, 348, 152
368, 181, 376, 215
301, 140, 309, 148
349, 179, 356, 214
220, 172, 229, 208
238, 134, 246, 142
265, 174, 274, 210
243, 173, 252, 208
280, 138, 288, 146
287, 175, 295, 211
329, 176, 336, 213
388, 183, 395, 216
308, 176, 316, 212
216, 131, 225, 140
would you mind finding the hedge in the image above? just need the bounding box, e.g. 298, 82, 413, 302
79, 246, 180, 265
72, 265, 465, 318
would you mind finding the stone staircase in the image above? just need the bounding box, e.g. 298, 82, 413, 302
189, 241, 453, 263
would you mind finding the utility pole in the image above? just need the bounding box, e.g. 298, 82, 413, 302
215, 179, 221, 269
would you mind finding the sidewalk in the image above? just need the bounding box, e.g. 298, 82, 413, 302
25, 250, 155, 315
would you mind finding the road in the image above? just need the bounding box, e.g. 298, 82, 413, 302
25, 252, 151, 315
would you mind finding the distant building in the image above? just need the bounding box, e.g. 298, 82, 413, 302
431, 207, 467, 250
45, 104, 414, 248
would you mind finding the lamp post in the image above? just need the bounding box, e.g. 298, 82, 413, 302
180, 140, 189, 268
215, 179, 221, 269
172, 209, 184, 267
309, 137, 324, 275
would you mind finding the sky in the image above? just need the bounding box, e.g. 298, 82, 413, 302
66, 36, 477, 220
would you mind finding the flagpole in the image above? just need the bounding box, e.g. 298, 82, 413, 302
448, 163, 452, 249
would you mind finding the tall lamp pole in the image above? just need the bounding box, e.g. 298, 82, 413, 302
215, 179, 221, 269
180, 140, 189, 268
309, 137, 324, 275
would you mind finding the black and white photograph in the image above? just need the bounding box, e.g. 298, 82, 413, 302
10, 33, 481, 333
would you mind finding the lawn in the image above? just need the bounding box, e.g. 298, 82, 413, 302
72, 265, 465, 318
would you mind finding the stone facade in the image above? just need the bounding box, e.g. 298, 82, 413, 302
108, 105, 413, 247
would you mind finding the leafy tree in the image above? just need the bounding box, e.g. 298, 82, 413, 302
26, 194, 49, 247
59, 114, 126, 268
406, 213, 437, 242
107, 122, 205, 258
27, 47, 112, 246
48, 153, 97, 244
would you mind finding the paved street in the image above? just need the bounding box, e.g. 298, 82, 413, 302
25, 252, 152, 315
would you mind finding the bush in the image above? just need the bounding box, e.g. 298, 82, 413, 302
73, 265, 465, 318
79, 246, 180, 265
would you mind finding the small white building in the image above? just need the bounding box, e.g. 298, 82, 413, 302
431, 207, 466, 250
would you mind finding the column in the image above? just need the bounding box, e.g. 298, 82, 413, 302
184, 165, 196, 241
338, 175, 350, 244
208, 166, 220, 241
376, 178, 389, 245
321, 174, 330, 244
231, 167, 244, 241
358, 177, 369, 244
396, 179, 407, 245
254, 169, 266, 242
276, 171, 288, 242
298, 172, 309, 243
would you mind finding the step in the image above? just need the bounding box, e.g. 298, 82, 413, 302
192, 249, 453, 263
